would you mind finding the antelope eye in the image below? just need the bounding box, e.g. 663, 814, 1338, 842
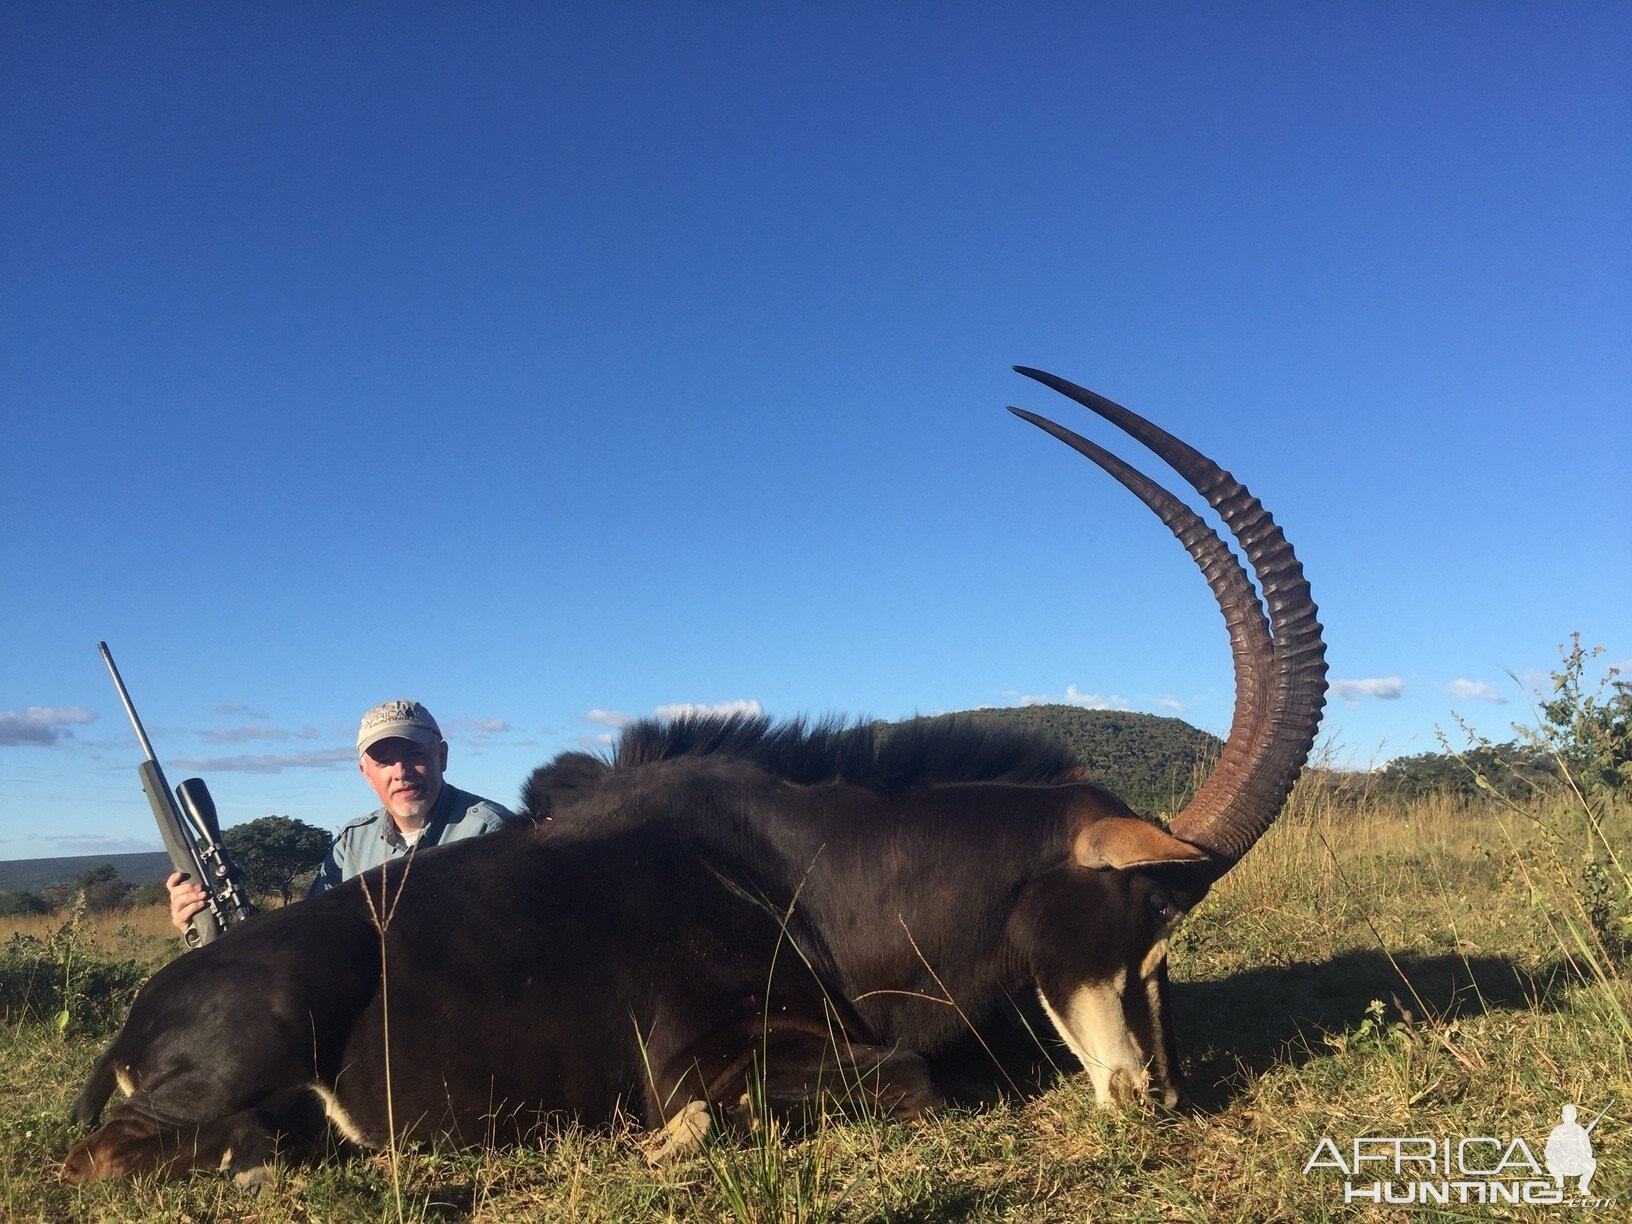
1147, 890, 1171, 914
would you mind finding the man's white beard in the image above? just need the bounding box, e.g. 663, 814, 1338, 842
389, 790, 435, 823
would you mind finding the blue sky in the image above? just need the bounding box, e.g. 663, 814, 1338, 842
3, 3, 1627, 860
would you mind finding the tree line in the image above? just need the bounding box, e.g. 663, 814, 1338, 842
1363, 642, 1628, 805
0, 816, 331, 918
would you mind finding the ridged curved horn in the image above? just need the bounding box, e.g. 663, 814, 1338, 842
1011, 368, 1327, 870
1006, 406, 1275, 848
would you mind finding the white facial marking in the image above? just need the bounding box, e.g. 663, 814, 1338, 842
1038, 969, 1150, 1105
1140, 936, 1169, 983
1137, 936, 1181, 1107
1144, 971, 1178, 1108
115, 1067, 135, 1097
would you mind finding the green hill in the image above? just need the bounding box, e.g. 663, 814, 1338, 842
0, 851, 170, 895
905, 704, 1221, 820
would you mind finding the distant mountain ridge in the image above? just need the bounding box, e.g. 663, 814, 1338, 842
0, 851, 171, 895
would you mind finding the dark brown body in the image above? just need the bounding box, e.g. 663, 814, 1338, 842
66, 725, 1204, 1180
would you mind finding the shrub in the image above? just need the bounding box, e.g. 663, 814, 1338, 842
0, 890, 52, 917
0, 905, 152, 1037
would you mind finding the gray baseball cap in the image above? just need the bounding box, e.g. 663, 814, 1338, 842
357, 699, 442, 754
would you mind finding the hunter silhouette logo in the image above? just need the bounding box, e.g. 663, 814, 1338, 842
1303, 1099, 1617, 1207
1546, 1101, 1611, 1195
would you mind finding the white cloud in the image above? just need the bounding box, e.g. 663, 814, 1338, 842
654, 699, 764, 721
0, 706, 97, 747
446, 716, 511, 743
1445, 679, 1507, 705
212, 703, 270, 720
170, 748, 358, 774
1156, 697, 1187, 713
1066, 685, 1128, 710
1330, 677, 1406, 705
584, 708, 634, 729
1019, 687, 1129, 711
202, 724, 322, 744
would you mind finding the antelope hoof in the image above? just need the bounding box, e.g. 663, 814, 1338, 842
642, 1099, 711, 1164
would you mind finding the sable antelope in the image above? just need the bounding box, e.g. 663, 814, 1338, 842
65, 368, 1326, 1183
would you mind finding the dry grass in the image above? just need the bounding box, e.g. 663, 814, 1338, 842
0, 903, 177, 953
3, 781, 1627, 1221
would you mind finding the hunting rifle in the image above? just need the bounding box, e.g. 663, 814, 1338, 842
97, 642, 255, 947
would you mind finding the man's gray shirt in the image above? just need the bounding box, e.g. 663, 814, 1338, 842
307, 783, 511, 895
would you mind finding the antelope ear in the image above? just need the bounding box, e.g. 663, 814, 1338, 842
1074, 817, 1212, 870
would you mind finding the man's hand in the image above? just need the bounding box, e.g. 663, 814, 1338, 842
166, 870, 207, 936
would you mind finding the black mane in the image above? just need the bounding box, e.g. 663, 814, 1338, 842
521, 712, 1084, 818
